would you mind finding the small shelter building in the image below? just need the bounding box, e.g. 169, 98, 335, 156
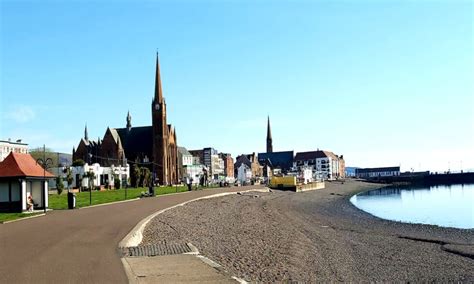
0, 152, 54, 212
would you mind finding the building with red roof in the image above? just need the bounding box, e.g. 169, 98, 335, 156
293, 150, 345, 180
0, 152, 54, 212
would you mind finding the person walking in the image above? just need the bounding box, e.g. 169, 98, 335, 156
27, 195, 34, 212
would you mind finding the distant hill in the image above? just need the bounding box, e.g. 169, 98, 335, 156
29, 148, 72, 167
58, 153, 72, 166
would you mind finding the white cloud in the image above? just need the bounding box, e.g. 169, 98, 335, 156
6, 105, 36, 123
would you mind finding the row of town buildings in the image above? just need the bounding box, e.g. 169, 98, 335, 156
67, 54, 345, 186
176, 117, 345, 185
230, 117, 345, 184
2, 54, 346, 196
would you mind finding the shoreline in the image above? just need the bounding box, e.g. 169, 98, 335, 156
140, 180, 474, 282
350, 182, 473, 230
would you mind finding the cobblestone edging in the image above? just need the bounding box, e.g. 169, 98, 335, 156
120, 243, 191, 257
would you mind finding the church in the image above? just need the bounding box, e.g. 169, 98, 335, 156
73, 54, 179, 185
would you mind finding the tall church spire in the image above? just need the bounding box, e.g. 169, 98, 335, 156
154, 52, 163, 104
126, 111, 132, 130
84, 123, 89, 141
266, 116, 273, 153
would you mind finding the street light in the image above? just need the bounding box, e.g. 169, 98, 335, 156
36, 144, 53, 214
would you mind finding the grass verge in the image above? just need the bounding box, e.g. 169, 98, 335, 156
1, 185, 223, 221
0, 212, 43, 223
48, 186, 189, 210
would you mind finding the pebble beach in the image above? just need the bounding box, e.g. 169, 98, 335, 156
140, 180, 474, 282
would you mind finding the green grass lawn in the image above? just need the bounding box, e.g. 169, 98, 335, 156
48, 186, 189, 210
0, 185, 223, 222
0, 213, 43, 223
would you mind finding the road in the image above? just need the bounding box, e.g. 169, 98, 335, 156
0, 186, 255, 283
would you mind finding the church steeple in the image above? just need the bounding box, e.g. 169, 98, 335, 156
126, 111, 132, 130
152, 52, 169, 185
154, 52, 163, 104
266, 116, 273, 153
84, 123, 89, 141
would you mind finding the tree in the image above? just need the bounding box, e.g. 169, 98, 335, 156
65, 167, 74, 192
72, 159, 85, 167
132, 164, 140, 188
140, 167, 151, 187
29, 147, 60, 167
56, 176, 64, 195
83, 170, 96, 191
113, 173, 120, 189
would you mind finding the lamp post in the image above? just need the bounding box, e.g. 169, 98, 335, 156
36, 144, 53, 213
88, 153, 94, 205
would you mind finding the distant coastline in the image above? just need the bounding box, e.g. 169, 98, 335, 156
360, 171, 474, 186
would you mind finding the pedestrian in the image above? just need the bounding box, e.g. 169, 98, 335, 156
148, 179, 154, 196
27, 195, 34, 212
187, 177, 192, 191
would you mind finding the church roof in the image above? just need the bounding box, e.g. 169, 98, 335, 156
115, 126, 153, 160
81, 138, 99, 148
108, 128, 122, 145
258, 151, 294, 171
0, 152, 55, 178
294, 151, 327, 161
294, 150, 339, 161
260, 158, 273, 168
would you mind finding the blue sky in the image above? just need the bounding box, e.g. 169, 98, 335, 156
1, 0, 472, 172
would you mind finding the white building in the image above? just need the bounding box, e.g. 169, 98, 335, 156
179, 148, 193, 167
211, 155, 225, 180
178, 147, 193, 181
184, 164, 206, 185
50, 163, 130, 189
237, 163, 252, 185
297, 167, 314, 184
355, 167, 400, 179
293, 150, 344, 180
190, 147, 225, 181
0, 139, 28, 162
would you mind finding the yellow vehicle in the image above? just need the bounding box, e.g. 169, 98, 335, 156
269, 175, 325, 192
269, 176, 297, 189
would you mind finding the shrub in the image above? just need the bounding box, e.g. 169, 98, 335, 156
66, 167, 74, 191
72, 159, 85, 167
56, 176, 64, 195
114, 175, 121, 189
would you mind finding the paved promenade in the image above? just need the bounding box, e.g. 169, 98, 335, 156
0, 186, 256, 283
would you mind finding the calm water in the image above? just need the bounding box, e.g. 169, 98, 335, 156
350, 184, 474, 229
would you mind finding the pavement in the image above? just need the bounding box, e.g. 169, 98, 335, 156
119, 188, 270, 283
122, 254, 237, 283
0, 186, 260, 283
